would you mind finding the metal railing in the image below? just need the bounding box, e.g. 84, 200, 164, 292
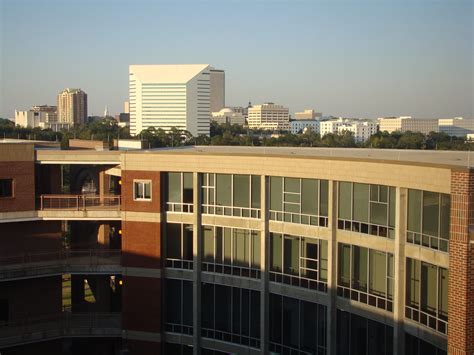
166, 202, 194, 213
337, 218, 395, 239
405, 306, 448, 335
165, 258, 193, 270
202, 204, 261, 219
269, 271, 328, 293
270, 210, 329, 227
39, 195, 121, 211
337, 285, 393, 312
0, 312, 121, 347
202, 262, 261, 279
0, 249, 121, 280
201, 328, 260, 349
165, 322, 194, 335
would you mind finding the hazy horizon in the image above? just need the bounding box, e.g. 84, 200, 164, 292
0, 0, 472, 119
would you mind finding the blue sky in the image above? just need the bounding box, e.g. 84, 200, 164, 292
0, 0, 472, 119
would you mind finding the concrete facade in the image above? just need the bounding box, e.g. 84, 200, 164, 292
247, 103, 290, 131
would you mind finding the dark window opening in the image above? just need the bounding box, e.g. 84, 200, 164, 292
0, 179, 13, 198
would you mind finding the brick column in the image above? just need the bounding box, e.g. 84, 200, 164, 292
448, 169, 474, 355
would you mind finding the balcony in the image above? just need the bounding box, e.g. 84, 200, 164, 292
38, 195, 121, 220
0, 249, 122, 281
0, 312, 121, 348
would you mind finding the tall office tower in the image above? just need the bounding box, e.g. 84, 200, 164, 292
209, 67, 225, 112
57, 88, 88, 125
129, 64, 216, 137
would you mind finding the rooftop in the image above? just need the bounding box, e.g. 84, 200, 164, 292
124, 146, 474, 169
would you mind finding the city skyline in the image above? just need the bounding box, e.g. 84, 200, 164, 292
0, 0, 473, 119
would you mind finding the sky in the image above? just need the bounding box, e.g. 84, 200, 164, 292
0, 0, 472, 119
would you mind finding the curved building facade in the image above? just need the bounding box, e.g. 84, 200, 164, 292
1, 143, 473, 355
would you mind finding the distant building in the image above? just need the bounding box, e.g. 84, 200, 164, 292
57, 88, 88, 125
247, 103, 290, 131
129, 64, 218, 136
294, 109, 322, 120
115, 113, 130, 124
124, 101, 130, 114
209, 68, 225, 112
320, 118, 378, 142
15, 105, 69, 131
377, 116, 438, 134
291, 119, 320, 134
211, 108, 245, 126
439, 117, 474, 137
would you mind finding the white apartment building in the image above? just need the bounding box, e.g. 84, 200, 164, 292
294, 109, 322, 120
15, 105, 69, 131
439, 117, 474, 137
247, 103, 290, 131
320, 118, 378, 142
211, 108, 245, 126
377, 116, 439, 134
291, 119, 320, 134
129, 64, 222, 136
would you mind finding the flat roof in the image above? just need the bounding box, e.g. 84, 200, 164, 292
124, 146, 473, 169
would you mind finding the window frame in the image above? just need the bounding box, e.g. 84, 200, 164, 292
133, 179, 152, 201
0, 178, 14, 199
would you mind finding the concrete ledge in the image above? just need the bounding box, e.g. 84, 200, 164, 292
164, 332, 193, 346
165, 268, 193, 280
0, 211, 39, 223
123, 329, 161, 343
269, 282, 329, 306
123, 267, 161, 279
405, 244, 449, 268
202, 215, 261, 230
201, 272, 261, 290
38, 210, 121, 220
122, 211, 162, 223
165, 212, 193, 224
201, 337, 260, 355
404, 318, 447, 351
269, 220, 330, 240
336, 297, 394, 326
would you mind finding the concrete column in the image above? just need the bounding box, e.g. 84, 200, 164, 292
193, 172, 202, 355
326, 180, 337, 355
99, 169, 111, 199
394, 187, 407, 354
260, 175, 269, 354
97, 223, 110, 248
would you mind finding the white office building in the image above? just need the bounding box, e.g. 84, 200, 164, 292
247, 103, 290, 131
320, 118, 378, 142
438, 117, 474, 137
291, 119, 320, 134
211, 108, 246, 126
377, 116, 439, 134
129, 64, 221, 136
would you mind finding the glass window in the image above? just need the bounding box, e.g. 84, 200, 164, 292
438, 268, 448, 320
320, 180, 329, 217
167, 173, 181, 203
270, 177, 283, 211
203, 226, 214, 262
166, 224, 181, 259
233, 229, 248, 267
353, 183, 369, 223
0, 179, 13, 198
183, 173, 193, 204
339, 182, 352, 220
233, 175, 250, 208
352, 246, 368, 292
284, 236, 299, 276
421, 262, 437, 315
338, 244, 351, 287
271, 233, 283, 272
224, 228, 232, 265
301, 179, 318, 216
440, 195, 450, 240
251, 175, 261, 209
251, 231, 261, 268
407, 190, 422, 233
134, 180, 151, 200
422, 192, 439, 238
216, 174, 231, 206
369, 250, 386, 296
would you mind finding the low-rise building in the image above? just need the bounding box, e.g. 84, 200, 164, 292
15, 105, 70, 131
294, 109, 322, 120
320, 118, 378, 142
211, 108, 246, 125
290, 119, 320, 134
378, 116, 439, 134
247, 103, 290, 131
438, 117, 474, 137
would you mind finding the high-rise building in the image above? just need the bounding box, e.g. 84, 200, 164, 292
247, 103, 290, 131
129, 64, 221, 137
57, 88, 88, 125
1, 142, 473, 354
209, 67, 225, 112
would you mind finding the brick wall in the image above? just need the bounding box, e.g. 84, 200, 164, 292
0, 161, 35, 212
122, 221, 161, 269
122, 171, 161, 213
448, 169, 474, 354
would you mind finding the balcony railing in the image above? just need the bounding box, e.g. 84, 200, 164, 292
0, 249, 121, 280
39, 194, 121, 211
0, 312, 121, 348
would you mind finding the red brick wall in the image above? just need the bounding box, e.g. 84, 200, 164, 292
0, 220, 62, 255
122, 275, 162, 333
122, 221, 161, 269
0, 161, 35, 212
448, 169, 474, 355
122, 171, 161, 213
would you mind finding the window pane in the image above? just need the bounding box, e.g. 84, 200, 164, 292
216, 174, 232, 206
165, 279, 182, 324
144, 182, 151, 199
215, 227, 223, 264
301, 179, 318, 215
183, 281, 193, 326
369, 250, 386, 297
353, 183, 369, 223
339, 182, 352, 220
168, 173, 181, 203
370, 202, 388, 225
421, 262, 437, 315
251, 175, 261, 209
183, 173, 193, 204
270, 177, 283, 211
166, 224, 181, 259
0, 179, 13, 197
320, 240, 328, 282
271, 233, 282, 272
202, 226, 214, 262
320, 180, 329, 217
408, 190, 422, 233
301, 300, 318, 351
439, 267, 448, 320
423, 191, 439, 237
134, 182, 143, 199
251, 231, 261, 268
215, 285, 231, 332
302, 238, 318, 279
233, 175, 250, 208
233, 229, 248, 267
285, 178, 300, 193
338, 244, 351, 287
406, 258, 420, 308
183, 225, 193, 261
440, 194, 450, 240
352, 246, 368, 292
201, 283, 214, 329
223, 228, 232, 265
282, 296, 299, 348
389, 187, 396, 228
284, 236, 299, 275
